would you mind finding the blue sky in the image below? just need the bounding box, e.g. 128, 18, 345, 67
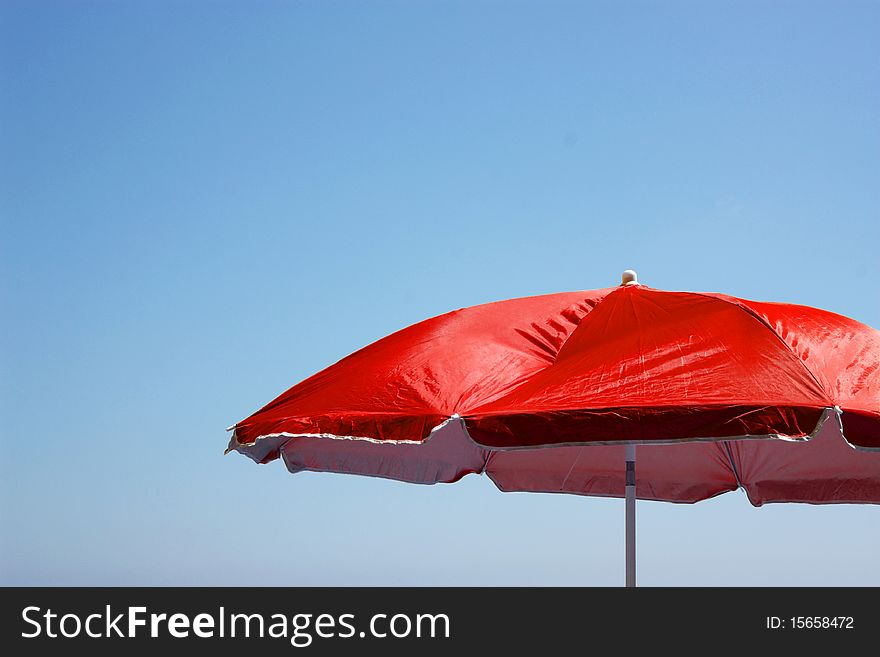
1, 0, 878, 585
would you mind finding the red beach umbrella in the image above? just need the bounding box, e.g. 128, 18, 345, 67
226, 271, 880, 585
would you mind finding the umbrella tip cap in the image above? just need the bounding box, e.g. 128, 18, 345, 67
621, 270, 639, 286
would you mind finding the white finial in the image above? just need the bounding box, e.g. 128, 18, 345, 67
621, 270, 638, 286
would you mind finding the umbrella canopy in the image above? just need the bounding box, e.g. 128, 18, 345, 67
227, 274, 880, 506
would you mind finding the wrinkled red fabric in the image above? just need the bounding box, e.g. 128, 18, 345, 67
228, 284, 880, 504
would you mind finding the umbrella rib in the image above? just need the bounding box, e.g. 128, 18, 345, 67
559, 446, 585, 490
721, 440, 744, 491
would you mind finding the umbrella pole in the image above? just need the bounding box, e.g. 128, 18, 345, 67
625, 444, 636, 587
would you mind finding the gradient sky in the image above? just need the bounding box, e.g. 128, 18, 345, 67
1, 0, 878, 586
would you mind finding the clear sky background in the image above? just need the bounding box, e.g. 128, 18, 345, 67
1, 1, 878, 586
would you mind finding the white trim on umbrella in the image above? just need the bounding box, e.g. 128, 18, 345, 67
226, 406, 880, 456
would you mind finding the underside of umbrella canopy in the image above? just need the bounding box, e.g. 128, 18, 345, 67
227, 283, 880, 505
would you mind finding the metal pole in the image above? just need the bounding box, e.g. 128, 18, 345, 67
625, 444, 636, 587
